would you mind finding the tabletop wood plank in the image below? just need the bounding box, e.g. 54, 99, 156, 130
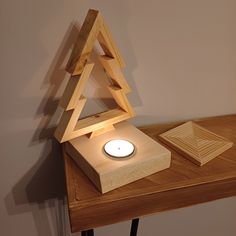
63, 114, 236, 232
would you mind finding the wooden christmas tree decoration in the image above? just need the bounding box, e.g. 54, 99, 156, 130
54, 9, 134, 143
54, 9, 171, 193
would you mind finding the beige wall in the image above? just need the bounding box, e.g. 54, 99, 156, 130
1, 0, 236, 235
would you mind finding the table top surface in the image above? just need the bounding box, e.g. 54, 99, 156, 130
63, 114, 236, 232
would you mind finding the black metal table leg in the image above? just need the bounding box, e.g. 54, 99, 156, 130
130, 218, 139, 236
81, 230, 88, 236
81, 219, 139, 236
81, 229, 94, 236
88, 229, 94, 236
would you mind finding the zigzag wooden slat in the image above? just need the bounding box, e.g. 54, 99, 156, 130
99, 55, 130, 93
55, 96, 87, 142
59, 63, 94, 111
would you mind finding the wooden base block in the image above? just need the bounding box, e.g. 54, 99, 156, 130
65, 121, 171, 193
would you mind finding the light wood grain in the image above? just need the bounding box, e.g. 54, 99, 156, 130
66, 9, 101, 75
65, 121, 171, 193
97, 16, 125, 68
99, 56, 130, 93
56, 109, 132, 143
63, 114, 236, 232
74, 108, 130, 137
55, 9, 134, 142
59, 63, 94, 111
159, 121, 233, 166
54, 96, 87, 143
108, 85, 134, 116
88, 124, 115, 139
66, 9, 124, 75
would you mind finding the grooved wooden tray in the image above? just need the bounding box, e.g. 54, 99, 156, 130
159, 121, 233, 166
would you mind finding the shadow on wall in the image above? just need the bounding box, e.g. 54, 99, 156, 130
4, 23, 80, 236
4, 11, 140, 236
5, 140, 67, 236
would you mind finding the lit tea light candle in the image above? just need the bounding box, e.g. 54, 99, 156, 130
104, 139, 135, 158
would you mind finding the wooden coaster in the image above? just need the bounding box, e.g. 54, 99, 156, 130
159, 121, 233, 166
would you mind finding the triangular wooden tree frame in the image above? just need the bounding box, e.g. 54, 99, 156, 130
66, 9, 125, 76
54, 9, 135, 143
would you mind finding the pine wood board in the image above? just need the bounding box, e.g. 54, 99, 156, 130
59, 63, 94, 111
88, 124, 115, 139
55, 108, 131, 143
66, 9, 124, 75
108, 85, 134, 116
159, 121, 233, 166
54, 97, 87, 143
66, 9, 101, 75
99, 55, 130, 93
63, 114, 236, 232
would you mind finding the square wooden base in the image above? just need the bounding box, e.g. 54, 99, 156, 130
65, 121, 171, 193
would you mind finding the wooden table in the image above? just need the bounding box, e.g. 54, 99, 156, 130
63, 115, 236, 233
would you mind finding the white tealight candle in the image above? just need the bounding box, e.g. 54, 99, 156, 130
104, 139, 135, 158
